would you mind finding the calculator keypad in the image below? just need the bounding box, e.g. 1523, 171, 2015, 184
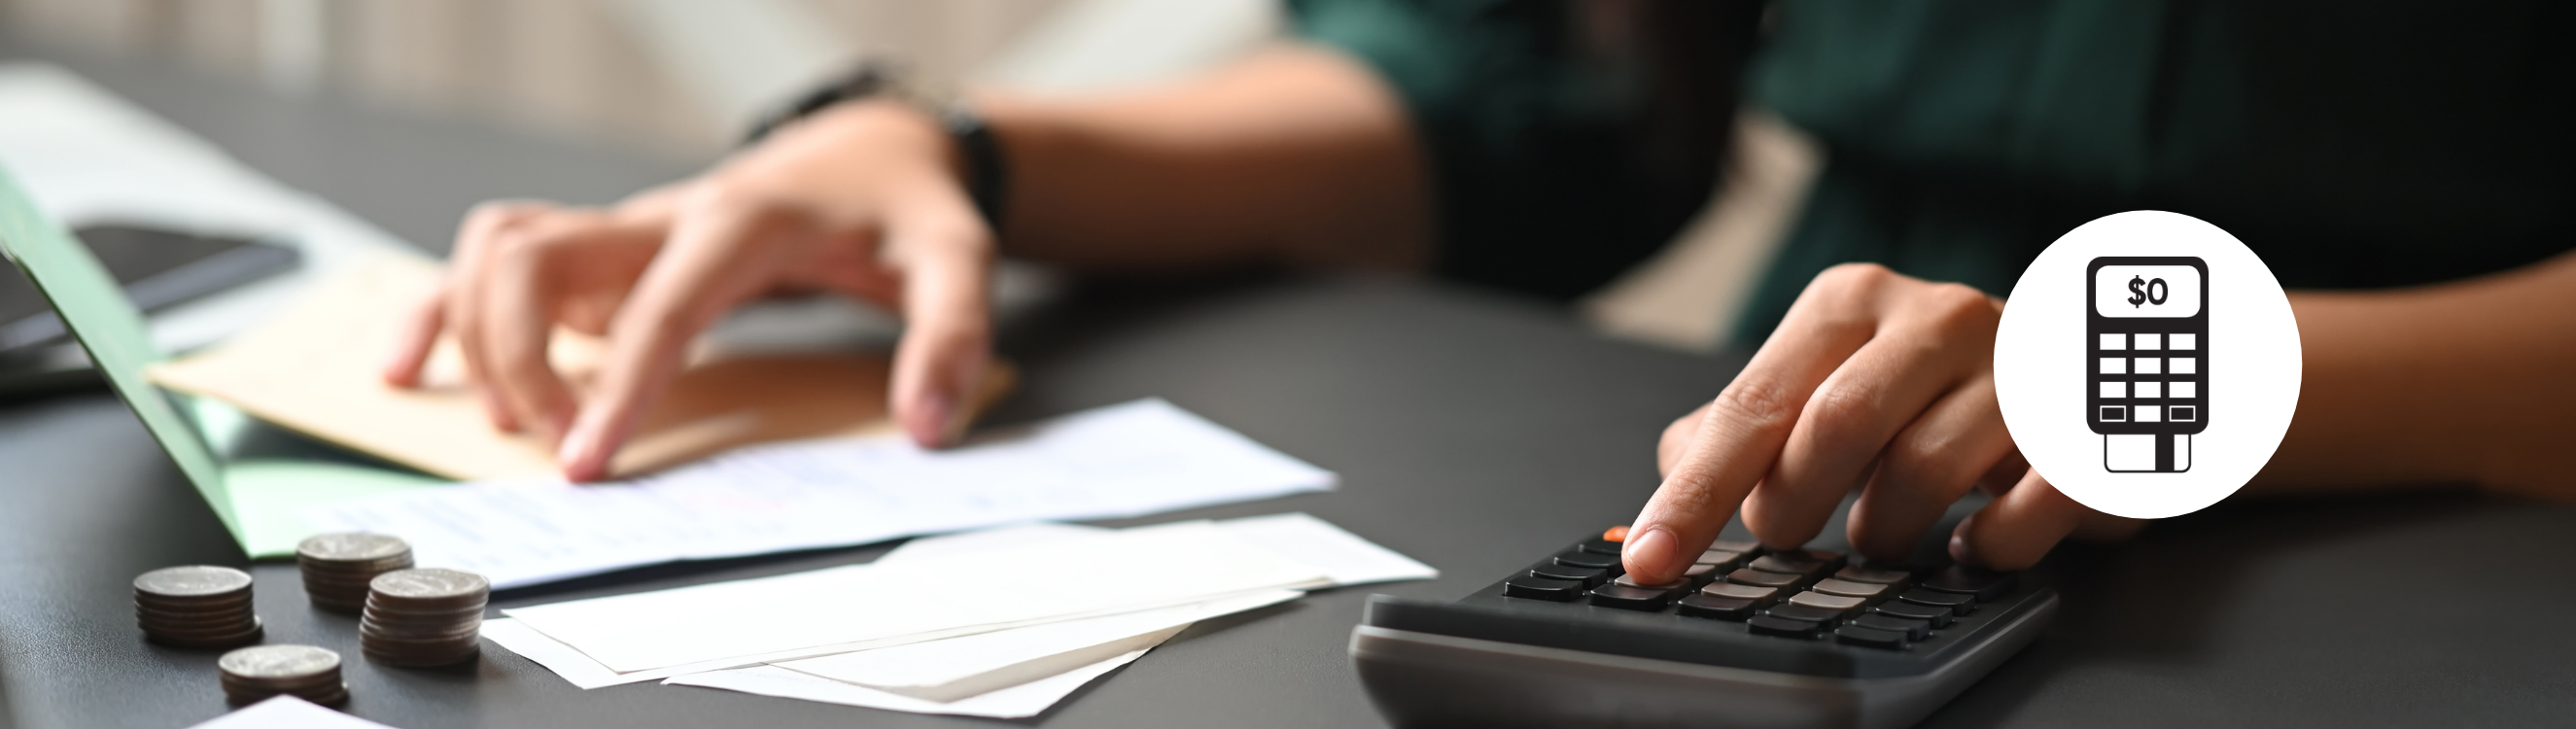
1497, 535, 2020, 651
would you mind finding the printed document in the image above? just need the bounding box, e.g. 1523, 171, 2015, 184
301, 399, 1337, 588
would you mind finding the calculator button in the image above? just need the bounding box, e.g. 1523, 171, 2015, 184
2137, 333, 2163, 350
1675, 595, 1759, 621
1833, 566, 1913, 585
1724, 569, 1804, 589
1870, 601, 1955, 628
2134, 358, 2162, 375
1709, 538, 1762, 554
2172, 381, 2197, 399
1503, 575, 1585, 602
1680, 564, 1719, 584
1747, 615, 1826, 639
1772, 548, 1847, 570
1921, 567, 2017, 601
2172, 406, 2196, 421
2100, 406, 2127, 422
2171, 333, 2197, 350
1747, 555, 1826, 576
2101, 358, 2126, 374
1897, 588, 1977, 616
2134, 381, 2162, 399
2099, 381, 2125, 399
1810, 578, 1891, 600
1834, 625, 1908, 649
1853, 613, 1932, 641
1588, 583, 1677, 610
1551, 550, 1619, 571
1694, 549, 1748, 571
1763, 603, 1845, 626
1575, 538, 1623, 556
1786, 591, 1868, 618
2173, 357, 2197, 374
2136, 405, 2162, 422
1528, 563, 1607, 587
2099, 333, 2125, 350
1614, 574, 1688, 592
1700, 582, 1779, 604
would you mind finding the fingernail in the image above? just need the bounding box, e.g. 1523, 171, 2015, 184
1949, 534, 1976, 567
940, 391, 972, 444
908, 392, 957, 448
1622, 527, 1679, 581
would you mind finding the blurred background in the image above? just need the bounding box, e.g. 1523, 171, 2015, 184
0, 0, 1815, 351
0, 0, 1283, 160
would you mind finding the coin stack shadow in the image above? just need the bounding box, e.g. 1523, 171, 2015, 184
219, 644, 347, 706
296, 533, 414, 613
135, 566, 262, 648
359, 568, 490, 667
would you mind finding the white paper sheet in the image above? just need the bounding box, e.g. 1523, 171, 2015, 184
773, 589, 1301, 701
186, 696, 400, 729
480, 586, 1295, 689
878, 513, 1436, 586
666, 652, 1147, 719
875, 522, 1112, 564
299, 399, 1336, 588
503, 521, 1325, 673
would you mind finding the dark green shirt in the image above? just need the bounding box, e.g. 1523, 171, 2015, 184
1293, 0, 2576, 345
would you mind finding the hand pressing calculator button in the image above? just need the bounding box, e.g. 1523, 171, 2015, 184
1353, 529, 2059, 729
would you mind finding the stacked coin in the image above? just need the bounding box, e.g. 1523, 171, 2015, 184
296, 533, 414, 613
359, 568, 489, 666
134, 566, 262, 648
218, 644, 347, 706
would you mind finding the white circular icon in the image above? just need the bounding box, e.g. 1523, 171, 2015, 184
1993, 211, 2301, 519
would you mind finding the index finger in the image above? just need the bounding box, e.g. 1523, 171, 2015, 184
554, 200, 781, 481
1620, 267, 1886, 582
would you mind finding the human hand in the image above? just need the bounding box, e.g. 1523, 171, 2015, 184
381, 100, 995, 481
1621, 263, 2140, 583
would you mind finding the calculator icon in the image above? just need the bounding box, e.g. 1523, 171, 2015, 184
2087, 257, 2207, 472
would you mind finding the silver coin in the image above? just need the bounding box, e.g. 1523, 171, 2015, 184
133, 566, 253, 598
219, 644, 340, 679
296, 533, 411, 563
368, 569, 489, 601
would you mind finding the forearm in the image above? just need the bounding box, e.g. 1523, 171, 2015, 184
2254, 250, 2576, 500
975, 44, 1433, 272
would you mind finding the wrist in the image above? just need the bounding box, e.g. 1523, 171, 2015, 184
746, 63, 1009, 233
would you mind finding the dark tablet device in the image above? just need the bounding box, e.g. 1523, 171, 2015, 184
0, 224, 297, 355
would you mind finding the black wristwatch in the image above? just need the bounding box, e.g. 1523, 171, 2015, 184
744, 61, 1010, 231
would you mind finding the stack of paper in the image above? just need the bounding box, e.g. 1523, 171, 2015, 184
484, 513, 1435, 718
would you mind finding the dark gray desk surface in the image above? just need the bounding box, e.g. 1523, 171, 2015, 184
6, 35, 2576, 729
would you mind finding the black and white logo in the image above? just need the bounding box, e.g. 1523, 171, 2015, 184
2087, 258, 2207, 472
1996, 213, 2299, 519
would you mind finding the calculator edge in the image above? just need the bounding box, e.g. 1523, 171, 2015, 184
1347, 590, 2057, 729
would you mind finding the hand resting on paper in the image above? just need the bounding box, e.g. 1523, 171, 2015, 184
379, 48, 1431, 481
382, 100, 996, 481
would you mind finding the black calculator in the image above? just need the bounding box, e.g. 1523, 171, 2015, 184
1350, 533, 2055, 728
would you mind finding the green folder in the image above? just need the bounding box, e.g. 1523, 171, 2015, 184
0, 162, 443, 558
